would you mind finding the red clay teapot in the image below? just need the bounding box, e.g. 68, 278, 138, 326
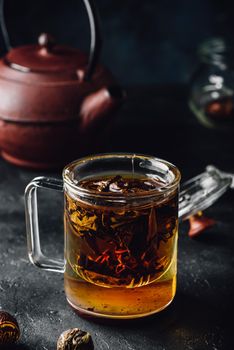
0, 0, 124, 169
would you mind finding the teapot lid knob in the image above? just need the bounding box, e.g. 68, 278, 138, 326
38, 33, 55, 52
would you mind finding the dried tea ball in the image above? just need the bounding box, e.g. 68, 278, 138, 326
57, 328, 94, 350
0, 311, 20, 344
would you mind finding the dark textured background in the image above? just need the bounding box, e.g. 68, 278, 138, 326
1, 0, 234, 84
1, 1, 234, 349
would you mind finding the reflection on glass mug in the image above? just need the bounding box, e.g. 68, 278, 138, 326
24, 153, 234, 319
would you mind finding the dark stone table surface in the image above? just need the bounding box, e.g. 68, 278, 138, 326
1, 86, 234, 349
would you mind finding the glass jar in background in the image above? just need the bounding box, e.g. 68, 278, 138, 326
189, 38, 234, 131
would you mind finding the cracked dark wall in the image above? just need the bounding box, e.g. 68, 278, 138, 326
0, 0, 234, 84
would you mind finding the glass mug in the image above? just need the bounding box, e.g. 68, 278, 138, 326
24, 154, 234, 319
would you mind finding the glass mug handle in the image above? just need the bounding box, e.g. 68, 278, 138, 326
25, 177, 64, 273
24, 166, 234, 272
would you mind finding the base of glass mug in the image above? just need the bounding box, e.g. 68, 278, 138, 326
67, 295, 175, 320
65, 274, 177, 320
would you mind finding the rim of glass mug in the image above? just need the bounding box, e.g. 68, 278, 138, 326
62, 153, 181, 201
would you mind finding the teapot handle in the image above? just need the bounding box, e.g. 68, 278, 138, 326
0, 0, 10, 51
0, 0, 102, 81
82, 0, 102, 80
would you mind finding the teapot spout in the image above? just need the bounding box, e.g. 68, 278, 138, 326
80, 86, 125, 130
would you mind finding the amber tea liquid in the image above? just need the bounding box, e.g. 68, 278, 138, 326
64, 174, 178, 318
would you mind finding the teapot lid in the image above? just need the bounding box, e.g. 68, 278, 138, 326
4, 33, 87, 79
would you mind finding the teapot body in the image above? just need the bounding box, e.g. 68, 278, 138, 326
0, 56, 120, 169
0, 0, 124, 169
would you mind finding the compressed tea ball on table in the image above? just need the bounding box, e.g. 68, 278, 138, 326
0, 311, 20, 344
57, 328, 94, 350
